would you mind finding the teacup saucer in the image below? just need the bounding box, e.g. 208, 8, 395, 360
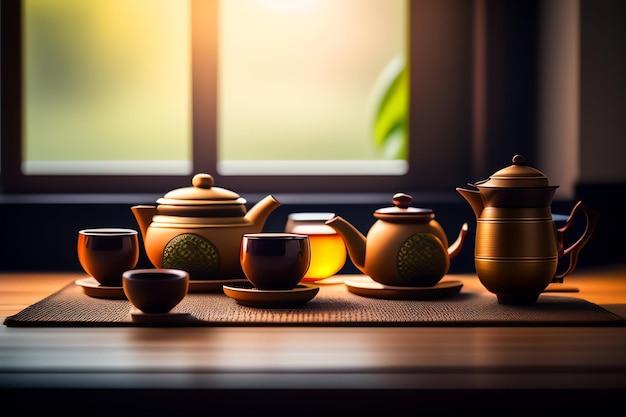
222, 282, 319, 308
344, 276, 463, 300
188, 279, 250, 293
75, 277, 126, 299
307, 276, 346, 285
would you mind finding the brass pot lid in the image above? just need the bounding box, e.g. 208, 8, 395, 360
155, 173, 247, 218
374, 193, 435, 222
475, 154, 552, 188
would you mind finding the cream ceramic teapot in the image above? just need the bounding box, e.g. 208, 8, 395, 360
325, 193, 468, 287
131, 173, 280, 280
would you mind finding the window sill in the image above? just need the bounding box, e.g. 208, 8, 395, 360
0, 191, 464, 206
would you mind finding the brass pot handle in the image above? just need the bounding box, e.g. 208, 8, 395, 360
552, 201, 600, 283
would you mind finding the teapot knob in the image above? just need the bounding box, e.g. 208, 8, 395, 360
392, 192, 412, 209
512, 154, 526, 165
192, 173, 215, 189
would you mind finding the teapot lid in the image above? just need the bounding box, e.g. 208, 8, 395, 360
155, 173, 247, 217
374, 193, 434, 222
476, 154, 551, 188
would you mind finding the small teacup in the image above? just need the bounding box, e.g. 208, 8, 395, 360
122, 269, 189, 314
77, 228, 139, 287
240, 233, 311, 290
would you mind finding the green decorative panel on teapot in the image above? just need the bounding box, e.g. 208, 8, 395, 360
162, 233, 220, 280
397, 233, 448, 287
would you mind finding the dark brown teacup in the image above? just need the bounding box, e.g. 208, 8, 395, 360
122, 269, 189, 314
77, 228, 139, 287
240, 233, 311, 290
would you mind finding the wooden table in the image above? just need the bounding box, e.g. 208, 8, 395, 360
2, 264, 626, 414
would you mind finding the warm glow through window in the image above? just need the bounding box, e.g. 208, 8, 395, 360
20, 0, 407, 177
217, 0, 408, 176
22, 0, 192, 175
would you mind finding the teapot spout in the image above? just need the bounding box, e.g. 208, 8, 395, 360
130, 205, 157, 241
447, 222, 469, 259
325, 216, 367, 273
456, 186, 484, 218
245, 195, 281, 227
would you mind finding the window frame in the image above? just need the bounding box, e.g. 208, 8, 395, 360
1, 0, 476, 195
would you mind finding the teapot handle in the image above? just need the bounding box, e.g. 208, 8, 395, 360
552, 201, 600, 283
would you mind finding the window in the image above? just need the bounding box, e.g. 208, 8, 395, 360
20, 0, 193, 177
2, 0, 476, 194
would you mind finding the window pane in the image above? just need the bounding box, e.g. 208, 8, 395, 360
217, 0, 408, 176
23, 0, 192, 175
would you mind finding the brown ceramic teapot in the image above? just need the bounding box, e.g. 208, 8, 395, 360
131, 173, 280, 280
325, 193, 468, 287
456, 154, 600, 305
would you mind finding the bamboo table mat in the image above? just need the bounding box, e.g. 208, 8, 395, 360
4, 278, 625, 327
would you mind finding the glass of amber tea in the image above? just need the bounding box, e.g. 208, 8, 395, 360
284, 212, 347, 281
